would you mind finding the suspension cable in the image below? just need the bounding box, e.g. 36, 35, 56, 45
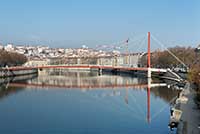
128, 89, 146, 117
95, 34, 146, 52
151, 34, 188, 68
151, 95, 178, 121
132, 35, 147, 53
85, 90, 146, 121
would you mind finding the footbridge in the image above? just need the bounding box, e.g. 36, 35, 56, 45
0, 32, 187, 124
1, 32, 184, 82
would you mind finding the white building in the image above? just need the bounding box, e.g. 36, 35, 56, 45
197, 44, 200, 50
4, 44, 14, 51
24, 59, 49, 67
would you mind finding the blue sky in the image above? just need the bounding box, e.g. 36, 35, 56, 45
0, 0, 199, 49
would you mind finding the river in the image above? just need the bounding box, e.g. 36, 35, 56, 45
0, 69, 180, 134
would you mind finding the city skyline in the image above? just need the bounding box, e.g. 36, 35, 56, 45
0, 0, 199, 48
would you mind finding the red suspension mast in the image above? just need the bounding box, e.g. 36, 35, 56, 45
147, 32, 151, 68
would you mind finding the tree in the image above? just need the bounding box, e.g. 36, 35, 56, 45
0, 50, 27, 67
139, 46, 196, 68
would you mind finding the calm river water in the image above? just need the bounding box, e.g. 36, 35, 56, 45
0, 69, 180, 134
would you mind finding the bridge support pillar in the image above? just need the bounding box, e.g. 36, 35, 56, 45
98, 68, 102, 75
148, 67, 151, 78
38, 68, 44, 75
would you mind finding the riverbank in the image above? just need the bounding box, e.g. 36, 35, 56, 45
0, 68, 38, 78
177, 83, 200, 134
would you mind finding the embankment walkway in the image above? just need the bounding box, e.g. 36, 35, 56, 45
177, 82, 200, 134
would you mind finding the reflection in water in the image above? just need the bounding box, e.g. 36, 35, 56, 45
0, 85, 23, 100
9, 69, 160, 89
9, 69, 180, 102
0, 69, 181, 133
0, 74, 37, 99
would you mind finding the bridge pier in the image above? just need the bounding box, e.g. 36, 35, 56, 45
98, 68, 102, 75
148, 68, 151, 78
